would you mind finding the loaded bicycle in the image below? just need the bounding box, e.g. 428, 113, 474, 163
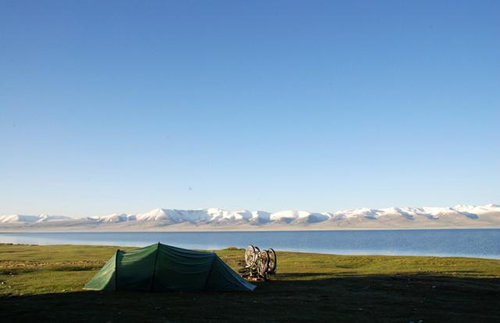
239, 245, 277, 281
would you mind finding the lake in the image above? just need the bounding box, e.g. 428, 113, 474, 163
1, 229, 499, 259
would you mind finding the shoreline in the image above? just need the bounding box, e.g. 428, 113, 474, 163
1, 229, 499, 261
0, 241, 499, 261
1, 226, 500, 234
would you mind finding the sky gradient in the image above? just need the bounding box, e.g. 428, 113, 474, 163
1, 1, 499, 217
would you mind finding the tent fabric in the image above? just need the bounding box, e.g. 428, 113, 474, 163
84, 243, 255, 292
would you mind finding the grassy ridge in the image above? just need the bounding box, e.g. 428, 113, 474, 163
1, 244, 499, 322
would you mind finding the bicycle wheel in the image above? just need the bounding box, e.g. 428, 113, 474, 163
245, 245, 256, 266
253, 246, 260, 266
267, 248, 277, 274
257, 250, 269, 277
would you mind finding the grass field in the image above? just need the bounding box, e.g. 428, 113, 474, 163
1, 243, 499, 322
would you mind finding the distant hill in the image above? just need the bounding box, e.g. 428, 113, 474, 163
1, 204, 499, 231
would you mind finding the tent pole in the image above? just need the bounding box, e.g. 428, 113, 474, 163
149, 242, 160, 292
115, 249, 119, 291
203, 253, 217, 291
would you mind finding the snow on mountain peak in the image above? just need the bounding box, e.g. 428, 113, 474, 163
136, 208, 170, 221
270, 210, 311, 221
0, 214, 71, 224
96, 213, 136, 223
1, 204, 499, 227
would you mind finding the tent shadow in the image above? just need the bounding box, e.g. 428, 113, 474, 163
1, 274, 499, 323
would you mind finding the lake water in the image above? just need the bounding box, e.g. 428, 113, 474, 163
1, 229, 499, 259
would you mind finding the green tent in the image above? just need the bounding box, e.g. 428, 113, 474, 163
84, 243, 255, 292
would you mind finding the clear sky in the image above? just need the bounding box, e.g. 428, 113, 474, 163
1, 1, 499, 217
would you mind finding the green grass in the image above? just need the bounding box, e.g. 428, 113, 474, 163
1, 244, 499, 322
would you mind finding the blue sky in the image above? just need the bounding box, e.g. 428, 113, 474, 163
1, 1, 499, 216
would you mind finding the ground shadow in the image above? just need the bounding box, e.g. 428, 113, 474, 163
1, 274, 499, 323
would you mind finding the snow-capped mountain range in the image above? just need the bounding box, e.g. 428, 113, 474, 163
1, 204, 499, 231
